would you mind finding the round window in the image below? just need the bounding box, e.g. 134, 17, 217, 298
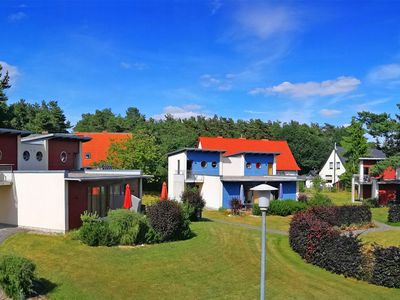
200, 161, 207, 168
23, 151, 30, 161
246, 162, 252, 169
60, 151, 68, 163
0, 150, 2, 161
211, 161, 218, 168
256, 162, 262, 169
36, 151, 43, 162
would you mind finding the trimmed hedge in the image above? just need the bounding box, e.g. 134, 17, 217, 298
0, 255, 36, 300
308, 205, 371, 227
268, 200, 307, 216
388, 205, 400, 223
308, 193, 332, 206
371, 246, 400, 288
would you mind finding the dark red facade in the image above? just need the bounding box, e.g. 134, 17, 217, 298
379, 184, 398, 206
48, 140, 80, 171
0, 135, 18, 170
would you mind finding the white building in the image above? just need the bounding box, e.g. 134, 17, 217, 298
319, 145, 346, 186
168, 137, 303, 209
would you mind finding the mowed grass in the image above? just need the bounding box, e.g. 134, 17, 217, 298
361, 230, 400, 247
203, 210, 291, 232
2, 222, 400, 299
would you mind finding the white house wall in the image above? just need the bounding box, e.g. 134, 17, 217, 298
168, 152, 187, 200
221, 155, 244, 176
13, 171, 67, 232
201, 176, 222, 209
319, 150, 345, 185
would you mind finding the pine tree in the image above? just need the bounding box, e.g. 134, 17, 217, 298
0, 64, 11, 127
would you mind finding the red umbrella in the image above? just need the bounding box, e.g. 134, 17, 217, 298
123, 184, 132, 209
160, 181, 168, 201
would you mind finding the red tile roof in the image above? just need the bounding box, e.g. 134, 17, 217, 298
198, 136, 300, 171
75, 132, 131, 167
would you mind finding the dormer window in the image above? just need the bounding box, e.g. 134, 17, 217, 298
256, 162, 262, 169
23, 151, 30, 161
201, 161, 207, 168
246, 162, 252, 169
60, 151, 68, 164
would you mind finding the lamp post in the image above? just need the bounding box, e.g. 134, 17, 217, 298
250, 184, 278, 300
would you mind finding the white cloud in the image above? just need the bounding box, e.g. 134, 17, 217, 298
8, 12, 27, 22
120, 61, 147, 70
354, 98, 390, 112
153, 105, 211, 120
0, 61, 19, 84
367, 63, 400, 83
319, 109, 341, 117
235, 5, 297, 40
200, 74, 233, 91
250, 76, 361, 98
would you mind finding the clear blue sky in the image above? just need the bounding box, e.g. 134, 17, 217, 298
1, 0, 399, 126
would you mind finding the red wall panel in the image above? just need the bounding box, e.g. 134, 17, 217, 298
68, 181, 88, 230
383, 168, 396, 180
379, 184, 398, 206
48, 140, 80, 170
0, 135, 18, 169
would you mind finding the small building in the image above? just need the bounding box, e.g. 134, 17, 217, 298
168, 136, 302, 209
74, 132, 131, 168
0, 128, 149, 233
319, 145, 346, 186
352, 153, 400, 205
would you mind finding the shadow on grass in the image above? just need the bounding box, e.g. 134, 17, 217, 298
198, 217, 214, 223
31, 277, 57, 297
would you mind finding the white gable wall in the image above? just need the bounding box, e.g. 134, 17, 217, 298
168, 152, 186, 200
221, 155, 244, 176
319, 150, 345, 185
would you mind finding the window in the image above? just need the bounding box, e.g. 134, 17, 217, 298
246, 162, 252, 169
60, 151, 68, 163
200, 161, 207, 168
336, 162, 340, 169
0, 150, 2, 161
256, 162, 262, 169
85, 152, 91, 159
87, 186, 108, 217
211, 161, 218, 168
329, 162, 333, 169
23, 151, 30, 161
36, 151, 43, 162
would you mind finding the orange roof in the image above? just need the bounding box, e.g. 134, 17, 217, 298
75, 132, 131, 167
198, 136, 300, 171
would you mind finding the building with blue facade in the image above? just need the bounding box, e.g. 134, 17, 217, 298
168, 137, 303, 209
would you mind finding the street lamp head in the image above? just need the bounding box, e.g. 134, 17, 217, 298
250, 184, 278, 210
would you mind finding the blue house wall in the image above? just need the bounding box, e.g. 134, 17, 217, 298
222, 182, 241, 208
281, 181, 297, 200
187, 151, 220, 176
244, 154, 274, 176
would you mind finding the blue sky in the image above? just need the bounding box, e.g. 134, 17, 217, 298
1, 0, 400, 127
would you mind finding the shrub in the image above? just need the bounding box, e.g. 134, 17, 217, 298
370, 246, 400, 288
107, 209, 149, 245
297, 193, 309, 203
79, 214, 116, 246
363, 198, 379, 208
298, 181, 305, 193
308, 205, 371, 227
268, 200, 307, 216
147, 200, 191, 242
252, 203, 261, 216
181, 188, 205, 221
230, 198, 242, 215
0, 255, 36, 300
308, 193, 332, 207
388, 205, 400, 223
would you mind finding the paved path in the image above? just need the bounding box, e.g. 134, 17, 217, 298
0, 224, 22, 245
350, 221, 400, 236
209, 218, 288, 236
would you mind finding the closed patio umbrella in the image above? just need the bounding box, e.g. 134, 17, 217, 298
240, 184, 245, 204
160, 181, 168, 200
279, 183, 283, 199
123, 184, 132, 209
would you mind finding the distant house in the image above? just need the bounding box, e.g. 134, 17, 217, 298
168, 136, 303, 209
0, 128, 149, 233
319, 145, 346, 186
74, 132, 131, 168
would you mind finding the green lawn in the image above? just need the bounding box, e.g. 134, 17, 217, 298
361, 230, 400, 247
2, 222, 400, 299
371, 207, 400, 226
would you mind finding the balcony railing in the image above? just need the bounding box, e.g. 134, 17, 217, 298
354, 174, 372, 183
174, 170, 204, 182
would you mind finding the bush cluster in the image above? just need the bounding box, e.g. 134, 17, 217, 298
147, 200, 191, 241
181, 187, 205, 221
0, 255, 36, 300
230, 198, 242, 215
371, 246, 400, 288
289, 211, 364, 279
252, 203, 261, 216
307, 193, 332, 206
268, 200, 307, 216
290, 206, 400, 289
363, 198, 379, 208
388, 205, 400, 223
297, 193, 308, 203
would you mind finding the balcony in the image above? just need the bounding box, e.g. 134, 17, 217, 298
353, 174, 372, 184
174, 170, 204, 182
0, 164, 13, 186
